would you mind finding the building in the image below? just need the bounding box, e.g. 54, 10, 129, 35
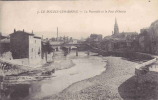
138, 20, 158, 54
0, 33, 11, 59
10, 29, 42, 65
69, 39, 78, 44
102, 18, 139, 52
89, 34, 102, 42
138, 28, 151, 53
101, 38, 114, 52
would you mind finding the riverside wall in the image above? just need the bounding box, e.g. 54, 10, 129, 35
135, 53, 158, 84
0, 59, 29, 77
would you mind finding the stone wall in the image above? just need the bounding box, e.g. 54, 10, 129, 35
0, 59, 29, 76
135, 54, 158, 83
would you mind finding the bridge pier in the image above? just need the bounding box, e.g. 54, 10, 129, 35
87, 50, 90, 56
45, 52, 48, 63
76, 47, 78, 56
67, 48, 69, 54
56, 47, 58, 51
53, 50, 55, 57
68, 47, 71, 53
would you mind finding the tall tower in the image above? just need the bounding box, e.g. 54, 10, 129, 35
114, 18, 119, 35
57, 27, 58, 39
56, 27, 58, 41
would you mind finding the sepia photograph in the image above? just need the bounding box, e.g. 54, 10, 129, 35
0, 0, 158, 100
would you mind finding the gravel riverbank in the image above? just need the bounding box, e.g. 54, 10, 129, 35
42, 56, 140, 100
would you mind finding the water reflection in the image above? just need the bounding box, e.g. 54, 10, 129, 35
0, 82, 43, 100
0, 83, 26, 100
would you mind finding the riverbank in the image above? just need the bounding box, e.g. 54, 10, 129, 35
0, 52, 107, 100
30, 52, 106, 100
0, 51, 76, 84
43, 56, 140, 100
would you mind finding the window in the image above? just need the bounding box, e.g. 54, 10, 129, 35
38, 48, 41, 55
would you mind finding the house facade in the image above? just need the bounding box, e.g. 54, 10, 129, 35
10, 29, 42, 65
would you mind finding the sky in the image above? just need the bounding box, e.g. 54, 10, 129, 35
0, 0, 158, 39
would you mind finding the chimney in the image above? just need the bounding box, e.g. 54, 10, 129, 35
23, 29, 24, 32
57, 27, 58, 38
14, 29, 16, 33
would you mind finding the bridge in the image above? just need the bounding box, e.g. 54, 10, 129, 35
48, 41, 84, 55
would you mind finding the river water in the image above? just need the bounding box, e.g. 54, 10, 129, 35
0, 51, 106, 100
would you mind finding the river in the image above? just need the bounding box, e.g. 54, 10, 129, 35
0, 51, 106, 100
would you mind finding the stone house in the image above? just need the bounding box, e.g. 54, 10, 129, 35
10, 29, 42, 65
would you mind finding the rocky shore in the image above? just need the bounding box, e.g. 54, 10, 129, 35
42, 56, 141, 100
